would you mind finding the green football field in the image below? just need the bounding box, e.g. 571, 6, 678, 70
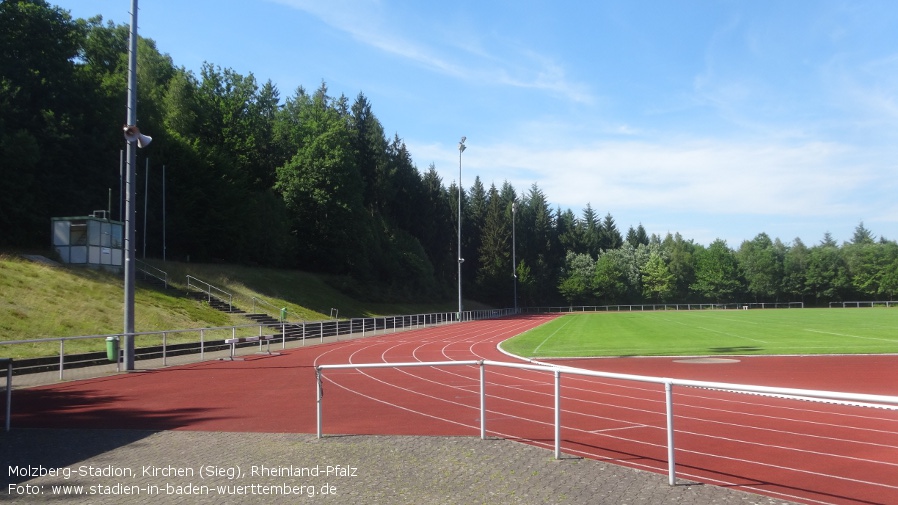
501, 308, 898, 358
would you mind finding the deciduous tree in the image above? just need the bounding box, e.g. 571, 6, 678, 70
691, 239, 742, 302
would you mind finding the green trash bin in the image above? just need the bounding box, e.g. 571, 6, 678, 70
280, 307, 287, 322
106, 336, 119, 362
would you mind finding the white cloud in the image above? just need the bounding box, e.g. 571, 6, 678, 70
270, 0, 462, 73
414, 137, 869, 218
826, 52, 898, 128
270, 0, 592, 103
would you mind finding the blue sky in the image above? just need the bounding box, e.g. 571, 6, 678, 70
59, 0, 898, 247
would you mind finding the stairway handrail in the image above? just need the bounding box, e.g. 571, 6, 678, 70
186, 275, 233, 311
250, 296, 300, 321
136, 260, 168, 288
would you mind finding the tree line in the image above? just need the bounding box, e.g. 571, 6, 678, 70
558, 226, 898, 307
3, 1, 897, 306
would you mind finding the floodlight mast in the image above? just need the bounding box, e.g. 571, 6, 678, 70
512, 200, 517, 312
122, 0, 139, 370
457, 137, 466, 322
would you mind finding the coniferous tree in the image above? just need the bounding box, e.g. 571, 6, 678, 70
581, 204, 601, 256
851, 222, 876, 245
635, 224, 649, 246
419, 165, 455, 289
555, 208, 583, 255
349, 93, 389, 215
600, 213, 623, 250
463, 177, 487, 289
626, 226, 639, 247
519, 184, 557, 304
475, 184, 511, 304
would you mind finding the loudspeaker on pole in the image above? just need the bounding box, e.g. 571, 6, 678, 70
123, 125, 152, 148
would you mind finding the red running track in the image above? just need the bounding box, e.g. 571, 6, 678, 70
11, 314, 898, 505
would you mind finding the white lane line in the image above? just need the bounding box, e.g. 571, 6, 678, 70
532, 317, 574, 354
804, 328, 898, 343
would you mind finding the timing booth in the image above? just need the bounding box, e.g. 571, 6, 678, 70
52, 211, 124, 271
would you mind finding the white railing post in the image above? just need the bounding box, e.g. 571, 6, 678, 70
555, 368, 561, 459
665, 380, 676, 485
316, 367, 323, 438
59, 339, 64, 380
162, 331, 167, 366
480, 360, 486, 440
311, 356, 898, 487
3, 358, 11, 432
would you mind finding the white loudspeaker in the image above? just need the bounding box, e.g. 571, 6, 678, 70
123, 125, 153, 148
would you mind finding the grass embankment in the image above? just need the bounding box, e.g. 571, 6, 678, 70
502, 309, 898, 358
0, 254, 460, 359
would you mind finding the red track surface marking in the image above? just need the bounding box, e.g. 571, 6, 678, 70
11, 314, 898, 505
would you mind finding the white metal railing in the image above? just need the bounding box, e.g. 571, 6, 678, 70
136, 260, 168, 288
251, 296, 291, 320
186, 275, 233, 311
0, 309, 517, 383
829, 300, 898, 308
314, 359, 898, 486
523, 302, 804, 313
1, 322, 287, 380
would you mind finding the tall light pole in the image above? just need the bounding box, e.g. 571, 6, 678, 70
457, 136, 466, 322
122, 0, 140, 370
512, 200, 517, 313
122, 0, 152, 369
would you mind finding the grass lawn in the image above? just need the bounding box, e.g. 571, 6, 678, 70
501, 308, 898, 358
0, 254, 464, 359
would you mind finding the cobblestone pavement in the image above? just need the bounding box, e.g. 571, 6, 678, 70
2, 429, 797, 504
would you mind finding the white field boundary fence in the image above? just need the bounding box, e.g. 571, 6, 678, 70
520, 302, 804, 314
2, 323, 293, 381
0, 309, 516, 383
314, 359, 898, 486
829, 300, 898, 308
523, 302, 804, 313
